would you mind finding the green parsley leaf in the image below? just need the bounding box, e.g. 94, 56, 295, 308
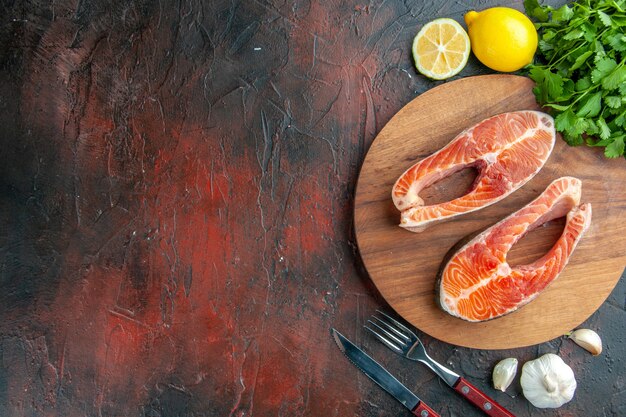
564, 130, 585, 146
607, 34, 626, 51
559, 79, 576, 101
612, 15, 626, 26
573, 116, 591, 135
571, 51, 594, 71
539, 39, 555, 53
605, 95, 623, 108
529, 67, 564, 100
602, 65, 626, 90
591, 58, 618, 84
593, 40, 607, 61
576, 91, 603, 117
543, 30, 557, 42
524, 0, 550, 21
563, 28, 585, 40
605, 135, 625, 157
553, 5, 575, 22
555, 108, 576, 133
582, 22, 598, 42
597, 10, 613, 27
596, 117, 612, 139
586, 120, 600, 136
576, 77, 592, 91
592, 137, 615, 146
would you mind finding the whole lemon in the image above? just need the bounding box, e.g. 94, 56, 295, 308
464, 7, 538, 72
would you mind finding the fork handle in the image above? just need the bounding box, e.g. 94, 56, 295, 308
411, 401, 440, 417
453, 377, 516, 417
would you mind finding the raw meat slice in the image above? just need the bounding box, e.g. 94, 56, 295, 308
438, 177, 592, 322
393, 111, 555, 232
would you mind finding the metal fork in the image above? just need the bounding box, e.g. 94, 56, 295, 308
365, 311, 515, 417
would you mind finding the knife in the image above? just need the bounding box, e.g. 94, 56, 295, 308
365, 311, 516, 417
331, 328, 440, 417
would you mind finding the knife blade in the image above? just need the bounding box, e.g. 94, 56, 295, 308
331, 328, 440, 417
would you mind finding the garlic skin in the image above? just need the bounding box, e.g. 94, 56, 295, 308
568, 329, 602, 356
521, 353, 576, 408
492, 358, 518, 392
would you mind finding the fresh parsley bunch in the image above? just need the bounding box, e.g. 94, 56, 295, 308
524, 0, 626, 158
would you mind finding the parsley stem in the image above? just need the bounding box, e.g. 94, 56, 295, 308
537, 23, 564, 28
546, 27, 610, 69
547, 42, 586, 67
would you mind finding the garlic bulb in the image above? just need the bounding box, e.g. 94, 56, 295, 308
492, 358, 518, 392
568, 329, 602, 356
521, 353, 576, 408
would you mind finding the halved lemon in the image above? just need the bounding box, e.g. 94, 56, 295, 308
412, 18, 471, 80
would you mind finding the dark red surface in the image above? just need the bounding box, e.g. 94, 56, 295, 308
0, 1, 624, 416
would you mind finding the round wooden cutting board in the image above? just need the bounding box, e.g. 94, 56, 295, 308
354, 74, 626, 350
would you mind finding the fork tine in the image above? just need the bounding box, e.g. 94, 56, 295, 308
371, 316, 410, 342
376, 310, 415, 337
364, 325, 403, 354
367, 320, 406, 346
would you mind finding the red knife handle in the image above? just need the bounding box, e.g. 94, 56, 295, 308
411, 401, 440, 417
453, 377, 516, 417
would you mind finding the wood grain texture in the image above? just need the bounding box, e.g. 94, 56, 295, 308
355, 75, 626, 349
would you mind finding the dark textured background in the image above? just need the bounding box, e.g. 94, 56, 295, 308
1, 0, 624, 416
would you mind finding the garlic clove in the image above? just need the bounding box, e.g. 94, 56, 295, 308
521, 353, 576, 409
492, 358, 518, 392
568, 328, 602, 356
